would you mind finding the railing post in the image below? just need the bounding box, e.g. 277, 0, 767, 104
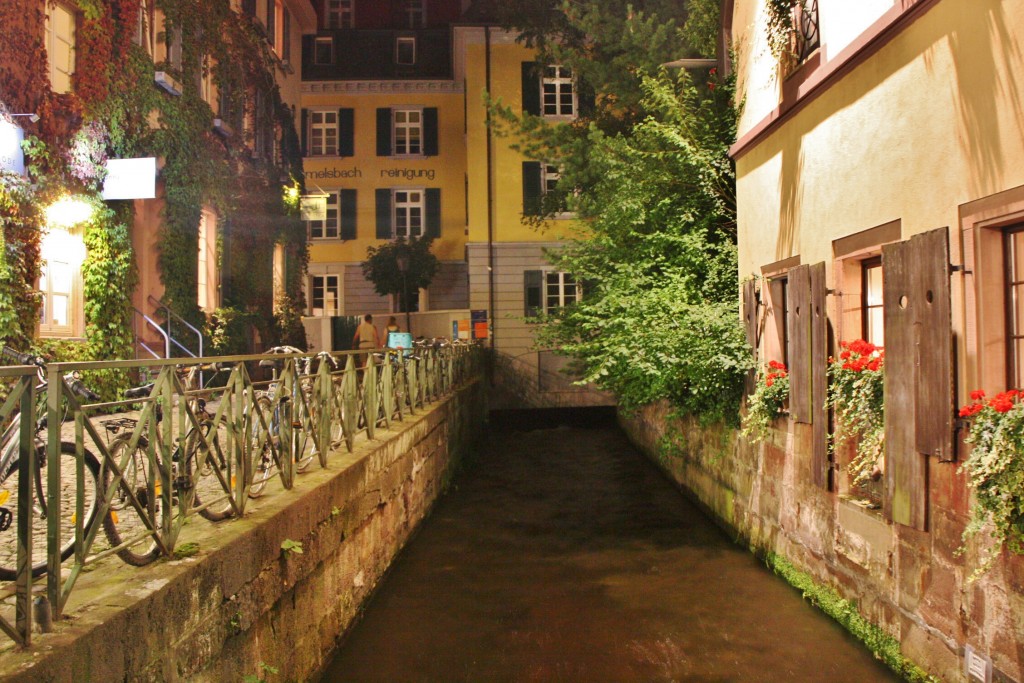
45, 365, 62, 617
15, 374, 34, 643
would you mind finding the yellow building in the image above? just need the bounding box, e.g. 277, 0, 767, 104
730, 0, 1024, 679
299, 2, 611, 406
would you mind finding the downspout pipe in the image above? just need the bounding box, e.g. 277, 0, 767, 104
485, 25, 496, 384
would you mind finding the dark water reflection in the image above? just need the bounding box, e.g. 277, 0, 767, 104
321, 409, 898, 682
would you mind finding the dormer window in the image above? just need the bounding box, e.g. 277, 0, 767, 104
315, 36, 334, 65
395, 36, 416, 66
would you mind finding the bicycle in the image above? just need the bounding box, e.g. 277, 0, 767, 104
0, 348, 105, 581
100, 363, 237, 566
248, 347, 320, 498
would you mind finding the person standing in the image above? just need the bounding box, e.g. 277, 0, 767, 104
384, 316, 401, 345
352, 314, 380, 366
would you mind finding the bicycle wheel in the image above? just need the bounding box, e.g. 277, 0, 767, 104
0, 442, 103, 581
248, 396, 275, 498
291, 394, 316, 473
101, 435, 166, 567
187, 423, 235, 522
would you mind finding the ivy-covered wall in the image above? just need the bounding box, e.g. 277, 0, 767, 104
0, 0, 307, 393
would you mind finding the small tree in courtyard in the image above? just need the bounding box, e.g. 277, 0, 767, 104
361, 237, 439, 313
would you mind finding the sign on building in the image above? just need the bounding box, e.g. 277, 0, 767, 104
102, 157, 156, 200
0, 121, 25, 175
300, 195, 328, 221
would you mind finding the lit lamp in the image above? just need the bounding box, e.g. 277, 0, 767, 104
41, 196, 93, 265
44, 196, 94, 229
396, 251, 411, 335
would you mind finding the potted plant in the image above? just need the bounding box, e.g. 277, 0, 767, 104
826, 340, 885, 491
742, 360, 789, 442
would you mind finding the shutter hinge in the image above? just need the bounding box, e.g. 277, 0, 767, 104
951, 264, 972, 275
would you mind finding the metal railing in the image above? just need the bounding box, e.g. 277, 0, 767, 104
0, 343, 482, 645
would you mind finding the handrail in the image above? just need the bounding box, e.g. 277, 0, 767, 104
147, 295, 203, 360
133, 308, 169, 359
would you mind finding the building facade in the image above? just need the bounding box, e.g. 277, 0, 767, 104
0, 0, 315, 370
730, 0, 1024, 679
300, 0, 612, 407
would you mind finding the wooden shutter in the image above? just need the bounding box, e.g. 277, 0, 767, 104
913, 228, 954, 461
787, 264, 812, 423
300, 108, 308, 156
375, 189, 392, 239
376, 108, 391, 156
423, 108, 438, 156
242, 0, 255, 16
578, 79, 596, 118
340, 189, 357, 240
522, 161, 542, 216
425, 189, 441, 238
768, 276, 786, 357
521, 62, 541, 116
524, 270, 543, 316
810, 262, 829, 488
743, 279, 759, 395
338, 108, 354, 156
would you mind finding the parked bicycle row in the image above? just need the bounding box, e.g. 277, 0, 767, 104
0, 343, 481, 644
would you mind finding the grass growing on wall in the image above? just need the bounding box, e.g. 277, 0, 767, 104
763, 552, 940, 683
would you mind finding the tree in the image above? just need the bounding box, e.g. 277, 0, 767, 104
489, 0, 752, 423
361, 237, 439, 313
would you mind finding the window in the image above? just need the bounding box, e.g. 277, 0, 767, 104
542, 164, 560, 196
314, 36, 334, 65
134, 0, 152, 54
307, 191, 340, 239
542, 65, 576, 118
393, 108, 422, 156
395, 37, 416, 66
198, 54, 213, 105
197, 210, 219, 312
405, 0, 426, 28
46, 2, 76, 94
546, 272, 580, 311
524, 270, 580, 316
393, 190, 424, 238
165, 24, 183, 72
39, 256, 75, 336
861, 257, 884, 347
324, 0, 353, 28
282, 9, 291, 63
310, 110, 338, 156
1005, 226, 1024, 388
790, 0, 821, 64
310, 275, 340, 316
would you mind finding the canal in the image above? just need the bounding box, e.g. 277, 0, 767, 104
321, 409, 899, 682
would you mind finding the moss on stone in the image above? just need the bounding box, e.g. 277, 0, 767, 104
763, 552, 940, 683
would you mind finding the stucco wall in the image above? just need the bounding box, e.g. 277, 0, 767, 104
0, 380, 485, 683
619, 403, 1024, 682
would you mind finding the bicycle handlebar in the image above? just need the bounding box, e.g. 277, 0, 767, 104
3, 346, 43, 367
65, 375, 100, 402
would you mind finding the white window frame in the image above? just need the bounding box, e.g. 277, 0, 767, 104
314, 36, 334, 65
197, 209, 220, 312
309, 110, 339, 156
324, 0, 354, 28
266, 0, 284, 56
46, 2, 76, 94
392, 107, 423, 156
307, 191, 340, 239
541, 65, 577, 119
544, 271, 581, 312
134, 0, 153, 55
542, 164, 561, 196
395, 36, 416, 66
198, 54, 214, 105
393, 189, 425, 239
310, 274, 341, 316
405, 0, 426, 28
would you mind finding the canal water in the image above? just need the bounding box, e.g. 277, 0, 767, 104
321, 409, 899, 682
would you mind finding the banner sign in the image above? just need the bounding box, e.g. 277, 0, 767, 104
102, 157, 156, 200
0, 121, 24, 175
300, 195, 327, 221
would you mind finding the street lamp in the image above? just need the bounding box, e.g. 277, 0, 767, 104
396, 251, 411, 335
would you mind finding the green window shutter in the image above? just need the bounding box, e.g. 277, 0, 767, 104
375, 189, 392, 239
340, 189, 357, 240
338, 108, 354, 156
423, 108, 439, 156
521, 62, 541, 116
300, 108, 308, 156
425, 188, 441, 238
578, 79, 596, 117
376, 108, 392, 156
524, 270, 543, 317
522, 161, 542, 216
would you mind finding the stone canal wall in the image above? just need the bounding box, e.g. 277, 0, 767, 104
619, 402, 1024, 683
0, 379, 485, 683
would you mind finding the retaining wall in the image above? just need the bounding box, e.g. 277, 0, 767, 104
619, 401, 1024, 683
0, 379, 485, 682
